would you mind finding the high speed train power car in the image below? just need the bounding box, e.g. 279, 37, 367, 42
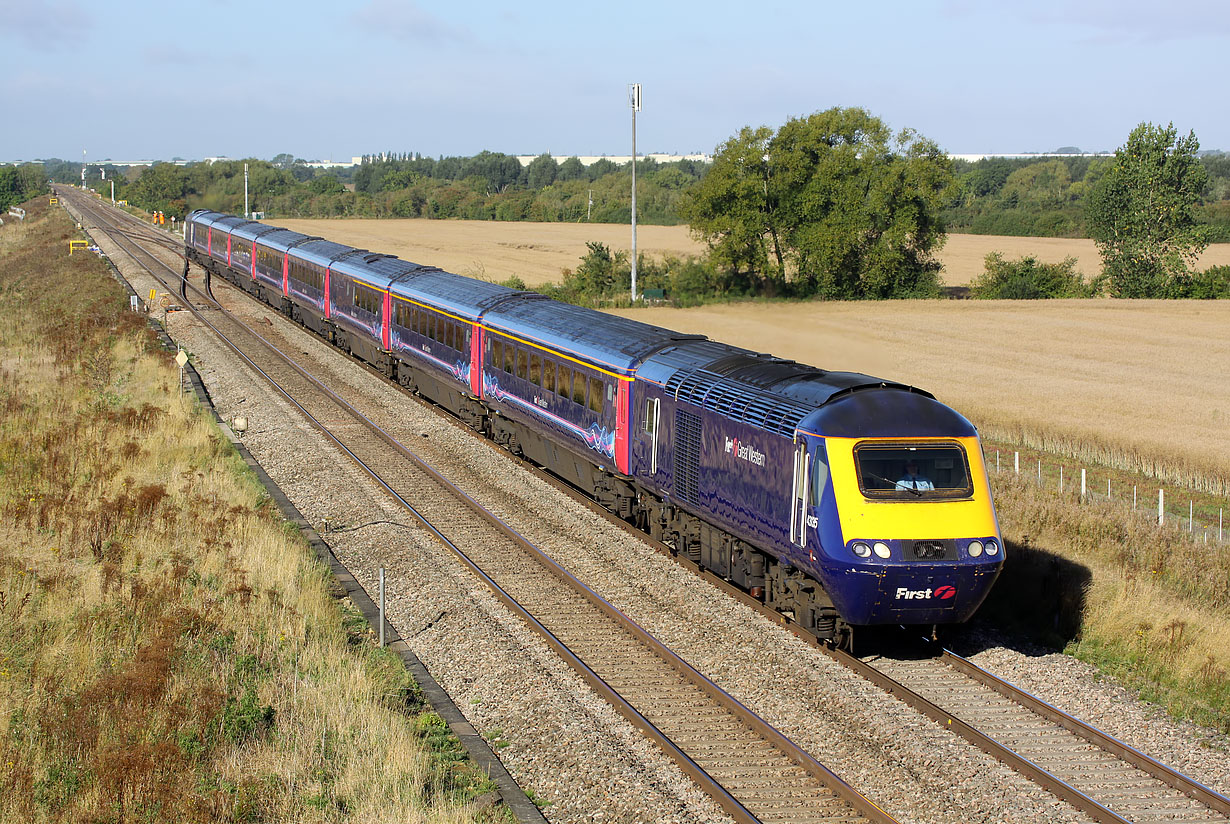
186, 209, 1004, 646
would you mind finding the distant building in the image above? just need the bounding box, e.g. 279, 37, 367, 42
514, 153, 712, 167
949, 152, 1112, 163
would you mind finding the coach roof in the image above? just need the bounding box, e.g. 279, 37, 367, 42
252, 227, 312, 253
391, 269, 522, 322
482, 298, 701, 376
292, 238, 360, 268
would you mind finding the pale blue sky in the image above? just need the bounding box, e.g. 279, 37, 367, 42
2, 0, 1227, 163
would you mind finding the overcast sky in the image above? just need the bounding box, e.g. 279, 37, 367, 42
2, 0, 1227, 163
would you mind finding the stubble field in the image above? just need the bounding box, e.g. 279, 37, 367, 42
278, 218, 1230, 488
278, 217, 1230, 288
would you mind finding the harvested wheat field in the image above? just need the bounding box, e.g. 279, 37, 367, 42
607, 300, 1230, 490
276, 218, 1230, 287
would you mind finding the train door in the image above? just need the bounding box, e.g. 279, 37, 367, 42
789, 440, 810, 549
644, 397, 660, 475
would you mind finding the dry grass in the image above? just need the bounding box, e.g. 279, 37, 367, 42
0, 203, 495, 822
984, 474, 1229, 730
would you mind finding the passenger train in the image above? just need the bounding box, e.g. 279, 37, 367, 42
185, 210, 1004, 647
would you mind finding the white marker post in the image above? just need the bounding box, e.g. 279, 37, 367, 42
175, 349, 188, 398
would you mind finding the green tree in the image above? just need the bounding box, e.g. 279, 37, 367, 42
1087, 122, 1208, 298
679, 126, 781, 292
129, 163, 191, 216
308, 174, 345, 195
0, 167, 17, 211
686, 108, 952, 299
999, 160, 1073, 209
525, 154, 558, 189
557, 157, 586, 182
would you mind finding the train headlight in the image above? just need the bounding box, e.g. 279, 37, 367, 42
985, 539, 1000, 556
968, 540, 984, 557
852, 542, 872, 558
872, 541, 891, 559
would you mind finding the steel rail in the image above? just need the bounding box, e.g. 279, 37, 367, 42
939, 648, 1230, 817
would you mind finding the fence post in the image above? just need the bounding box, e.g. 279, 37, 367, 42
1134, 485, 1137, 510
1190, 500, 1194, 533
1059, 466, 1063, 493
996, 450, 1000, 472
1014, 451, 1019, 474
378, 566, 386, 647
1158, 489, 1164, 526
1081, 468, 1087, 500
1037, 459, 1041, 486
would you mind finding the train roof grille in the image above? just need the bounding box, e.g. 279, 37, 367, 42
665, 368, 813, 437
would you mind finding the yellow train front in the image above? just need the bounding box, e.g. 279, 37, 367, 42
793, 388, 1003, 631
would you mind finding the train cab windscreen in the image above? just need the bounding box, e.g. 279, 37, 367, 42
854, 442, 973, 500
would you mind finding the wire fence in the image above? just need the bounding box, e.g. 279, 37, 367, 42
990, 448, 1226, 545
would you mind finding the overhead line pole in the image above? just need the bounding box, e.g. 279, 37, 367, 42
629, 83, 641, 303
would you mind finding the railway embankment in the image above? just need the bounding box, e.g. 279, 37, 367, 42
0, 199, 504, 822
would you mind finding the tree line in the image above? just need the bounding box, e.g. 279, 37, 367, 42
0, 164, 46, 212
947, 151, 1230, 241
17, 109, 1230, 301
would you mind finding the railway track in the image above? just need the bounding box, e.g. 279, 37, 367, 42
58, 188, 1230, 824
58, 186, 896, 824
848, 644, 1230, 824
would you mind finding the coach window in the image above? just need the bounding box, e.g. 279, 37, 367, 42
516, 348, 528, 381
557, 365, 573, 400
542, 360, 555, 393
492, 339, 504, 372
503, 340, 516, 374
588, 377, 604, 414
529, 354, 542, 386
571, 372, 587, 407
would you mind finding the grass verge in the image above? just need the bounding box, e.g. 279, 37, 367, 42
981, 472, 1230, 734
0, 199, 501, 822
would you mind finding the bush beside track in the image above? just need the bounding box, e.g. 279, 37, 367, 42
0, 200, 501, 822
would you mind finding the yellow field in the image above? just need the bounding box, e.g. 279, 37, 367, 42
277, 218, 1230, 287
274, 218, 1230, 488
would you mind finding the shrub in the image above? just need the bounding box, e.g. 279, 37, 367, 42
1173, 265, 1230, 299
969, 252, 1094, 299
